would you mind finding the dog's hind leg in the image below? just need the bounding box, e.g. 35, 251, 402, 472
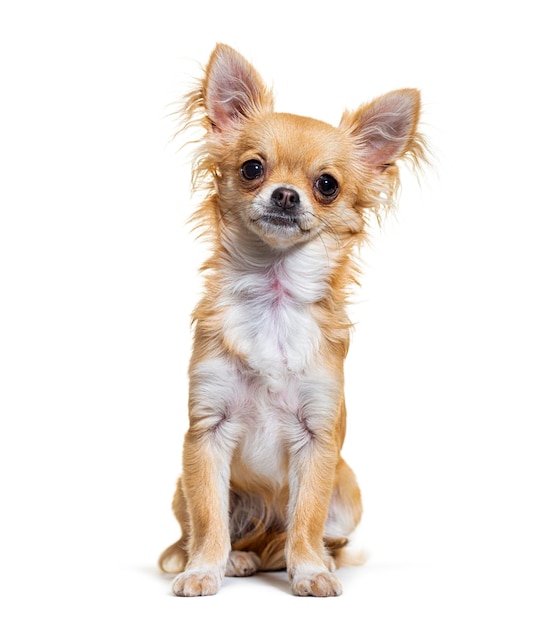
225, 550, 261, 576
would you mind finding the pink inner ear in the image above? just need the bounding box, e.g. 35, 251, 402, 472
205, 49, 270, 132
207, 75, 250, 130
207, 76, 242, 130
352, 90, 420, 167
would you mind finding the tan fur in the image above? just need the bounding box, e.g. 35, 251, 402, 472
159, 44, 427, 596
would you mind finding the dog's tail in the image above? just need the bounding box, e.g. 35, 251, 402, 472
326, 537, 368, 568
159, 478, 190, 574
159, 532, 366, 574
158, 538, 188, 574
232, 531, 366, 572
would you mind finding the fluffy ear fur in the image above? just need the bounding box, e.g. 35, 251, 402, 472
340, 89, 422, 172
203, 44, 274, 132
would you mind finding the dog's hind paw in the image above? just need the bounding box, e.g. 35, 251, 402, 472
225, 550, 261, 577
172, 568, 222, 597
290, 569, 342, 597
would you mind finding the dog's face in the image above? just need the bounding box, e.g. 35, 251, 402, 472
218, 113, 367, 249
194, 44, 424, 251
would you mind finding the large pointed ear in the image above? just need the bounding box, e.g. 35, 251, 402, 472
340, 89, 422, 172
203, 44, 274, 132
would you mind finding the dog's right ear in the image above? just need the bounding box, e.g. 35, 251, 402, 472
203, 44, 274, 132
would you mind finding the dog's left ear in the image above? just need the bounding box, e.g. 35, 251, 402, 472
203, 44, 274, 132
340, 89, 421, 172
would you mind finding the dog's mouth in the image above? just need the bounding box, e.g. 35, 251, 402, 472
248, 212, 314, 247
257, 212, 304, 229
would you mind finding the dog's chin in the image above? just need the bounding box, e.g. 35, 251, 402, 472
248, 213, 317, 249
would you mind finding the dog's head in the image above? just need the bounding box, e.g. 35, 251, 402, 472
185, 44, 425, 250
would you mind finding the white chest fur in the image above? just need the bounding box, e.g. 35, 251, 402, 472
219, 240, 333, 389
189, 239, 341, 485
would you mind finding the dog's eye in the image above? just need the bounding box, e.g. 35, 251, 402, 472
315, 174, 339, 199
240, 160, 264, 181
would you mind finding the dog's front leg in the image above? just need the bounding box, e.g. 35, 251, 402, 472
171, 424, 233, 596
172, 358, 241, 596
286, 432, 343, 597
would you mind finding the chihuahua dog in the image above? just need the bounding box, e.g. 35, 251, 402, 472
159, 44, 426, 597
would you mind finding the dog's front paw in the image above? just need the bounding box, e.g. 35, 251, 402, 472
172, 568, 222, 597
225, 550, 261, 577
290, 568, 342, 597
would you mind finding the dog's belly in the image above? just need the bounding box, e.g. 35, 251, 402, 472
233, 411, 288, 484
230, 379, 299, 486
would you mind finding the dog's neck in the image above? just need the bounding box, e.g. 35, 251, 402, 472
208, 230, 338, 384
216, 228, 342, 307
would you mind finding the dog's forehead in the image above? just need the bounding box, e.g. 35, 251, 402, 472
270, 112, 337, 136
241, 112, 349, 166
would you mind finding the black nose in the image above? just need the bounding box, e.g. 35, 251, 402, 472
271, 187, 300, 211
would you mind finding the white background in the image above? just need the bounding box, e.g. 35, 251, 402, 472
1, 1, 557, 624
